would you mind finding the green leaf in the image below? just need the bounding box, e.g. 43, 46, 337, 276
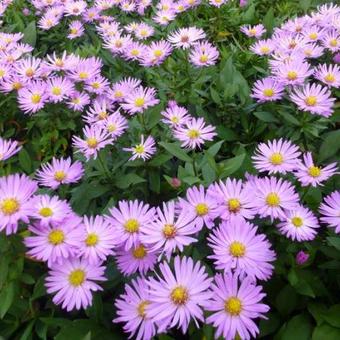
299, 0, 312, 12
206, 140, 224, 157
280, 314, 312, 340
159, 142, 192, 162
327, 236, 340, 251
322, 305, 340, 328
22, 21, 37, 47
308, 303, 327, 325
18, 148, 32, 173
263, 7, 275, 33
318, 130, 340, 162
275, 285, 297, 316
0, 282, 15, 318
312, 323, 340, 340
219, 153, 245, 178
115, 173, 146, 189
254, 111, 279, 123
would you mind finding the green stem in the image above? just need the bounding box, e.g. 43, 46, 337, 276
98, 151, 111, 180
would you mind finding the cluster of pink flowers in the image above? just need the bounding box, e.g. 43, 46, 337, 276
0, 133, 339, 338
246, 4, 340, 117
0, 0, 13, 18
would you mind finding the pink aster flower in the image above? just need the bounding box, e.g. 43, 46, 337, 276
78, 215, 116, 264
252, 138, 301, 174
46, 257, 106, 312
140, 40, 173, 66
68, 20, 85, 39
302, 43, 325, 59
208, 219, 276, 281
28, 194, 73, 226
147, 256, 213, 333
134, 23, 155, 40
314, 63, 340, 87
290, 83, 335, 117
294, 152, 338, 187
206, 273, 269, 340
0, 174, 37, 234
67, 91, 91, 111
178, 185, 217, 230
72, 125, 113, 160
296, 250, 309, 265
209, 0, 227, 7
120, 86, 159, 114
36, 157, 84, 189
167, 27, 206, 49
272, 60, 313, 86
103, 111, 128, 139
0, 137, 21, 161
123, 135, 156, 161
25, 215, 84, 266
108, 77, 142, 103
207, 179, 257, 221
46, 77, 75, 103
15, 57, 44, 81
139, 201, 197, 258
84, 75, 110, 95
174, 117, 216, 149
253, 176, 299, 220
83, 99, 113, 125
45, 52, 79, 72
161, 101, 191, 127
64, 0, 87, 16
322, 30, 340, 52
250, 39, 275, 56
67, 57, 101, 83
240, 24, 266, 38
278, 205, 320, 241
320, 190, 340, 233
189, 41, 219, 67
122, 41, 146, 61
114, 277, 158, 340
251, 77, 285, 102
17, 81, 48, 114
115, 242, 158, 276
106, 200, 156, 251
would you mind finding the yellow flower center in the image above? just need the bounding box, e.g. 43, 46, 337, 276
170, 286, 188, 305
0, 69, 5, 77
291, 216, 303, 227
91, 82, 100, 89
171, 116, 179, 123
229, 241, 246, 257
114, 90, 123, 98
131, 49, 140, 56
308, 166, 321, 177
25, 68, 34, 77
39, 207, 53, 217
134, 98, 145, 107
266, 192, 280, 207
79, 72, 88, 80
140, 29, 148, 37
228, 198, 241, 213
309, 32, 318, 40
13, 82, 22, 90
1, 198, 20, 215
134, 144, 145, 154
163, 224, 176, 239
195, 203, 209, 216
225, 297, 242, 316
153, 50, 163, 58
86, 138, 98, 148
85, 233, 99, 246
68, 269, 86, 287
305, 96, 317, 106
52, 87, 62, 95
48, 229, 65, 245
98, 111, 107, 120
124, 218, 139, 233
187, 129, 200, 139
330, 39, 338, 47
137, 300, 149, 318
199, 55, 208, 63
55, 58, 64, 67
132, 244, 147, 259
263, 88, 274, 97
324, 73, 335, 83
54, 170, 66, 182
70, 28, 78, 35
31, 93, 41, 104
249, 28, 257, 35
270, 152, 283, 165
287, 71, 297, 80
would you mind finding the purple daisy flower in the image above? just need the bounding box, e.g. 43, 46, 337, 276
278, 205, 320, 241
46, 257, 106, 312
252, 138, 301, 174
115, 242, 158, 276
253, 176, 299, 220
139, 201, 197, 259
314, 63, 340, 88
206, 273, 269, 340
0, 137, 22, 161
123, 135, 157, 161
78, 215, 116, 264
290, 83, 335, 117
106, 200, 156, 251
147, 256, 213, 333
189, 41, 219, 67
17, 81, 48, 114
319, 190, 340, 233
294, 152, 338, 187
161, 101, 191, 127
36, 157, 84, 189
0, 174, 37, 234
208, 219, 276, 281
114, 277, 158, 340
240, 24, 266, 38
103, 111, 128, 139
251, 77, 285, 102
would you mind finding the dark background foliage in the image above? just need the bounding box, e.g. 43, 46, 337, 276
0, 0, 339, 339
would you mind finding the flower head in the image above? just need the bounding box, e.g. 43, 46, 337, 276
0, 137, 21, 161
251, 77, 285, 102
123, 135, 156, 161
189, 41, 219, 67
319, 190, 340, 233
